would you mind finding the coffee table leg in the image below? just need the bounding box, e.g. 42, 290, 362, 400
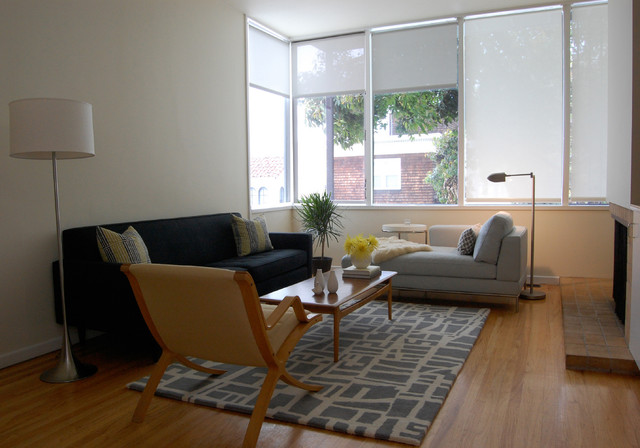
333, 312, 340, 362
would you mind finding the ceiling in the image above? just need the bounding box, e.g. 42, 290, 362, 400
223, 0, 561, 39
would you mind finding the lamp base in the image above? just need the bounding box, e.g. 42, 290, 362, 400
520, 289, 546, 300
40, 355, 97, 383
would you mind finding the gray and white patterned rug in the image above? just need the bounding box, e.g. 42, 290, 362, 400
128, 300, 489, 446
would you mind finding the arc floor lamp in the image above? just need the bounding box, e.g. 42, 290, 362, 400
487, 172, 546, 300
10, 98, 98, 382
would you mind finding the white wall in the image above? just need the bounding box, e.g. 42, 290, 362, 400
0, 0, 248, 367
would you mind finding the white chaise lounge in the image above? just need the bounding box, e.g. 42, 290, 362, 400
342, 212, 528, 311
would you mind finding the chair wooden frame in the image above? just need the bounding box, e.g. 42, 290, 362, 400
122, 264, 324, 448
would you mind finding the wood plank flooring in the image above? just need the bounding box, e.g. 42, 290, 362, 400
2, 278, 640, 448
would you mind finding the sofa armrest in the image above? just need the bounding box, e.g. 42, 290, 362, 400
496, 226, 528, 282
428, 225, 470, 247
269, 232, 313, 278
54, 259, 145, 333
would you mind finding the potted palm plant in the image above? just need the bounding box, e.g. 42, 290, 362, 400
296, 191, 344, 273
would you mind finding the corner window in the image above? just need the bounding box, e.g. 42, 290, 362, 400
248, 3, 608, 208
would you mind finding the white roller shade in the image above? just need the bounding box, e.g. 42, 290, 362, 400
293, 34, 365, 98
570, 4, 608, 203
248, 25, 290, 96
464, 9, 564, 203
372, 23, 458, 93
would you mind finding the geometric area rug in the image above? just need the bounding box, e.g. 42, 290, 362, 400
128, 301, 489, 446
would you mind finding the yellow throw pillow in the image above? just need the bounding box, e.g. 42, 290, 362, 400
96, 226, 151, 263
231, 215, 273, 256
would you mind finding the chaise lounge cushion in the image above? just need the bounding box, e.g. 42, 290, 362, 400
377, 246, 496, 279
473, 211, 514, 264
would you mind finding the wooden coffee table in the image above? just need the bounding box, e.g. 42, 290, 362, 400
260, 269, 396, 361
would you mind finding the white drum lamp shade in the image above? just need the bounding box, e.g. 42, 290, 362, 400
10, 98, 95, 159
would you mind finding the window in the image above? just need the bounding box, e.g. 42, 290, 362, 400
258, 187, 268, 204
463, 4, 607, 205
570, 3, 608, 204
293, 34, 366, 201
247, 22, 290, 209
464, 8, 564, 204
248, 2, 608, 208
372, 22, 459, 205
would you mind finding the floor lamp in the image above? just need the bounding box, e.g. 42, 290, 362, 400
487, 172, 546, 300
10, 98, 98, 382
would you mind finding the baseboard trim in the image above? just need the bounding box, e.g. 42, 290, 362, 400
532, 275, 560, 285
0, 328, 104, 370
0, 336, 61, 370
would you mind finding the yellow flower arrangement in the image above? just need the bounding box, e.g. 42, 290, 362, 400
344, 234, 379, 258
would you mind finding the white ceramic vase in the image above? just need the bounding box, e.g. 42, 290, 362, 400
327, 270, 339, 293
351, 252, 372, 269
313, 268, 325, 294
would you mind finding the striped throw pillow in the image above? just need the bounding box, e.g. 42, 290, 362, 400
231, 215, 273, 256
96, 226, 151, 263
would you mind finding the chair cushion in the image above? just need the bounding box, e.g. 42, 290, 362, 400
473, 212, 514, 264
261, 304, 301, 352
231, 215, 274, 256
96, 226, 151, 263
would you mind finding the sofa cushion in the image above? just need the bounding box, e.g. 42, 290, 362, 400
207, 248, 307, 283
231, 215, 274, 256
457, 224, 481, 255
96, 226, 151, 264
473, 212, 514, 264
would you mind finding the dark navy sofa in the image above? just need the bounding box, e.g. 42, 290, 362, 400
53, 212, 312, 347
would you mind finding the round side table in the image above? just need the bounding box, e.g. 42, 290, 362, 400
382, 223, 428, 243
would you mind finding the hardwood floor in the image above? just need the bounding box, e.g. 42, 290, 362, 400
2, 279, 640, 448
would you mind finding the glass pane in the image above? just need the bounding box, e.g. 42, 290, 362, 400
570, 4, 608, 204
249, 87, 289, 209
373, 89, 459, 205
464, 9, 563, 203
296, 94, 365, 201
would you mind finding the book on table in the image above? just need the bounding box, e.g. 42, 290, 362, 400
342, 265, 381, 278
